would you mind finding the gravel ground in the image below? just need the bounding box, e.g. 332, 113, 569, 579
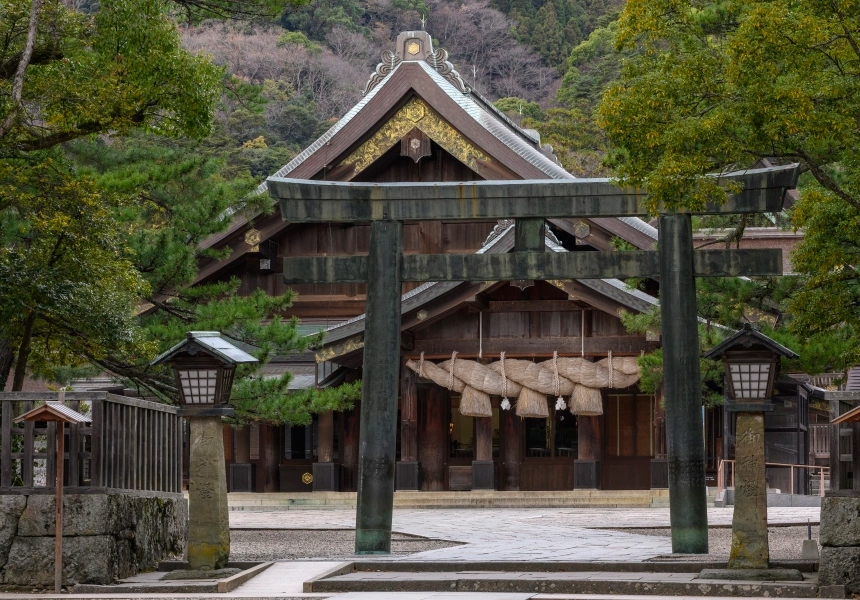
229, 528, 461, 561
615, 525, 819, 560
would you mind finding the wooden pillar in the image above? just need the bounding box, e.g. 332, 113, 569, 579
261, 424, 279, 493
854, 423, 860, 493
318, 411, 334, 462
341, 400, 361, 492
472, 416, 495, 489
574, 415, 600, 489
396, 365, 420, 490
419, 385, 446, 491
501, 407, 521, 491
659, 213, 708, 554
355, 220, 403, 554
54, 422, 64, 593
234, 426, 250, 463
313, 411, 340, 491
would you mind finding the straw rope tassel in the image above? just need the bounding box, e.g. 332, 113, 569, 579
553, 351, 565, 411
500, 351, 510, 411
608, 351, 614, 389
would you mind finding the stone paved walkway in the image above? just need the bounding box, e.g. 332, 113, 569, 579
230, 507, 820, 563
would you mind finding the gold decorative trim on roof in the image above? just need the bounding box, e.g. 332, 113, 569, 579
341, 97, 490, 178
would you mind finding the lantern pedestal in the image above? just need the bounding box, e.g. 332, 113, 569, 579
728, 412, 769, 569
187, 416, 230, 570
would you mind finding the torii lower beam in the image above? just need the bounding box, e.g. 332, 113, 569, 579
282, 248, 782, 283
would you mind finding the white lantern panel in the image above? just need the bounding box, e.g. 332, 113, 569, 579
728, 362, 771, 399
178, 369, 218, 404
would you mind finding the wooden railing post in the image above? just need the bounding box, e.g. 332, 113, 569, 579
1, 400, 11, 488
820, 467, 825, 497
91, 398, 104, 488
23, 400, 33, 487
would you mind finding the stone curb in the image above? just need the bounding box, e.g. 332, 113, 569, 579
310, 575, 819, 597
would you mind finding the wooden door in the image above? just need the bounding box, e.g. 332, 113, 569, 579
602, 392, 654, 490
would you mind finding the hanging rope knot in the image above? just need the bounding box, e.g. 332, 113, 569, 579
447, 351, 458, 390
608, 351, 614, 388
418, 351, 425, 378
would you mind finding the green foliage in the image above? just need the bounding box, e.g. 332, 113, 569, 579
0, 0, 222, 156
0, 154, 150, 386
0, 0, 344, 425
391, 0, 428, 17
278, 30, 322, 52
600, 0, 860, 214
601, 0, 860, 374
529, 1, 569, 67
785, 186, 860, 368
501, 0, 624, 68
494, 97, 544, 122
557, 19, 621, 108
281, 0, 368, 40
231, 379, 361, 425
620, 306, 726, 408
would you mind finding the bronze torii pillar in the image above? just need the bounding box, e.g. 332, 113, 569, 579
355, 220, 402, 552
270, 164, 799, 554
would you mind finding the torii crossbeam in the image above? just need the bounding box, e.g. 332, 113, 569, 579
269, 163, 800, 555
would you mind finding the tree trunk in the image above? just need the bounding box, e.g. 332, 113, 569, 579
0, 337, 15, 391
12, 312, 36, 391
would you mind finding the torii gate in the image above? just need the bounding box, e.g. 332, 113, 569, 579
268, 163, 799, 555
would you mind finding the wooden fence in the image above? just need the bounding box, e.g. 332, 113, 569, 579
0, 392, 182, 494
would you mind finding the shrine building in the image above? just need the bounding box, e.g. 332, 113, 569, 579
199, 31, 725, 495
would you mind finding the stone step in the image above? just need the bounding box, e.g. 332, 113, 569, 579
307, 567, 819, 597
228, 490, 674, 510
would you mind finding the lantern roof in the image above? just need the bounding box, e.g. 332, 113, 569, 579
14, 402, 91, 424
703, 323, 798, 360
151, 331, 259, 366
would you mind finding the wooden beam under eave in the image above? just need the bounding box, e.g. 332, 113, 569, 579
405, 335, 659, 358
549, 280, 633, 318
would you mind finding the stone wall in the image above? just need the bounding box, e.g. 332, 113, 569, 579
0, 493, 186, 588
819, 494, 860, 595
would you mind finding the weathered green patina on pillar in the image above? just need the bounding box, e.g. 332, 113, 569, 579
355, 220, 403, 554
659, 213, 709, 554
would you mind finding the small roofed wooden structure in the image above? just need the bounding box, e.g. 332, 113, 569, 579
832, 404, 860, 424
14, 401, 91, 425
15, 401, 91, 593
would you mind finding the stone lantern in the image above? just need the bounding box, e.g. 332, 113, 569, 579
704, 323, 798, 574
152, 332, 257, 571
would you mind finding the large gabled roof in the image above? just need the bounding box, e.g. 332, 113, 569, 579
191, 31, 656, 291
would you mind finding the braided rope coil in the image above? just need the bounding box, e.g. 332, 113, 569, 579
405, 354, 640, 417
